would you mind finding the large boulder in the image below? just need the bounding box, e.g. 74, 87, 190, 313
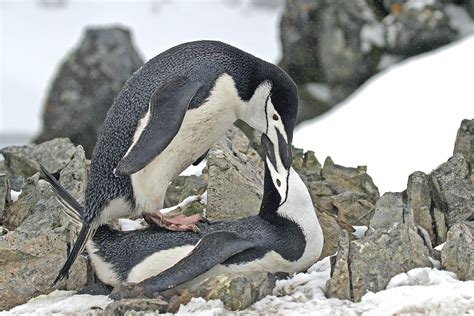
441, 223, 474, 280
34, 27, 143, 157
326, 223, 432, 301
453, 119, 474, 184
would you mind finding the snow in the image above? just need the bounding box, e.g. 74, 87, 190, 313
294, 36, 474, 194
9, 190, 21, 203
352, 226, 368, 238
305, 83, 332, 103
118, 218, 144, 231
161, 194, 200, 215
180, 159, 206, 177
5, 257, 474, 315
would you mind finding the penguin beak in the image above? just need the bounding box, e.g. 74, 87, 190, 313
276, 128, 292, 170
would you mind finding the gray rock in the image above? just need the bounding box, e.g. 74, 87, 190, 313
407, 171, 435, 242
433, 207, 448, 244
441, 223, 474, 280
1, 138, 76, 177
318, 210, 345, 258
104, 298, 169, 315
188, 271, 277, 311
178, 176, 207, 204
59, 145, 88, 206
325, 231, 351, 300
2, 174, 41, 230
34, 27, 143, 157
430, 154, 473, 227
8, 176, 23, 192
327, 223, 432, 301
369, 192, 404, 230
206, 135, 263, 221
383, 1, 456, 56
332, 191, 375, 226
0, 174, 8, 220
164, 176, 188, 208
453, 119, 473, 183
322, 157, 380, 204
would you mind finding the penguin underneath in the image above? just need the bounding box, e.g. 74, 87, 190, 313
48, 40, 299, 285
48, 134, 323, 296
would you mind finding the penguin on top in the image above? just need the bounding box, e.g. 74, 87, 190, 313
43, 134, 323, 297
45, 40, 299, 285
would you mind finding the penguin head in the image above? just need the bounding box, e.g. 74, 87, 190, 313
244, 68, 297, 181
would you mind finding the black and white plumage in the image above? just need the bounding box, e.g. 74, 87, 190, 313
80, 135, 323, 295
51, 40, 299, 285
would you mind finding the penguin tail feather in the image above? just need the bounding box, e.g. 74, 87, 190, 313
53, 221, 98, 286
39, 163, 84, 225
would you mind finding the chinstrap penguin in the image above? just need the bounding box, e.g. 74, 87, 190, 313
46, 40, 299, 285
56, 134, 323, 296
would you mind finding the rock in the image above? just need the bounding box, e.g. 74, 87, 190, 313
178, 176, 207, 203
468, 0, 474, 18
0, 153, 88, 310
407, 171, 435, 242
430, 153, 473, 227
433, 207, 448, 244
383, 1, 456, 56
292, 147, 322, 183
453, 119, 473, 183
369, 192, 417, 231
2, 174, 41, 230
164, 176, 188, 208
321, 157, 380, 204
327, 223, 432, 301
0, 174, 8, 220
1, 138, 76, 177
59, 145, 88, 205
34, 27, 143, 157
317, 210, 345, 258
187, 271, 277, 311
8, 176, 23, 192
325, 231, 351, 300
441, 223, 474, 280
206, 135, 263, 221
104, 298, 169, 315
332, 191, 375, 226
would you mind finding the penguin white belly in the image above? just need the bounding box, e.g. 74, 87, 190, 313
131, 100, 237, 213
128, 74, 242, 214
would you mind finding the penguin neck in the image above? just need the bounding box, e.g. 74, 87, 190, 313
259, 165, 315, 229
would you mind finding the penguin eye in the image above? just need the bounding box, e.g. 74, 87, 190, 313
273, 114, 279, 121
276, 179, 281, 187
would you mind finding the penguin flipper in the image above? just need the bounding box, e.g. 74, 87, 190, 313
39, 164, 84, 225
115, 77, 202, 176
140, 231, 256, 295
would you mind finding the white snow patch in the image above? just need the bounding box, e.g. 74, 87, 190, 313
306, 83, 332, 102
180, 159, 206, 176
161, 195, 199, 215
10, 190, 21, 202
1, 290, 112, 315
200, 191, 208, 204
294, 36, 474, 194
435, 242, 445, 251
352, 226, 368, 238
387, 267, 459, 288
118, 218, 144, 231
405, 0, 436, 10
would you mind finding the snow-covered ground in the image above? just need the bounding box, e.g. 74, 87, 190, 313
294, 36, 474, 194
4, 257, 474, 315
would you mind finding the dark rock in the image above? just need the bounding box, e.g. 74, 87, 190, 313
469, 0, 474, 18
383, 1, 456, 56
317, 210, 345, 258
430, 154, 473, 227
332, 191, 375, 226
327, 223, 432, 301
441, 223, 473, 280
104, 298, 169, 315
453, 119, 473, 183
325, 231, 351, 300
1, 138, 76, 177
178, 176, 207, 203
0, 174, 8, 220
34, 27, 143, 157
206, 134, 263, 221
164, 176, 188, 208
407, 171, 435, 242
188, 271, 277, 311
7, 176, 23, 192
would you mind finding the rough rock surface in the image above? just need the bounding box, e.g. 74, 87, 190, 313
206, 133, 263, 221
0, 144, 89, 311
0, 173, 8, 220
430, 153, 473, 227
369, 192, 415, 231
441, 223, 474, 281
326, 223, 432, 301
453, 119, 474, 184
104, 298, 169, 315
383, 1, 456, 56
34, 27, 143, 157
407, 171, 435, 241
0, 138, 76, 177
